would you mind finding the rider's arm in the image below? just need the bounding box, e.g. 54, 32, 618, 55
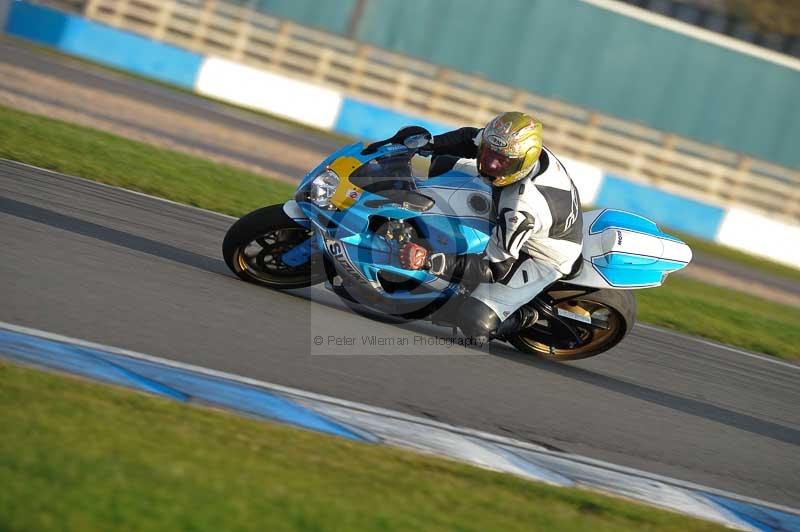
449, 254, 514, 287
429, 127, 482, 159
401, 211, 535, 287
452, 206, 539, 286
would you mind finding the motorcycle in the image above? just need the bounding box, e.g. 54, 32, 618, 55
223, 127, 692, 360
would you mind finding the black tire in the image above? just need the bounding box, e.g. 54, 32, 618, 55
222, 204, 324, 289
508, 289, 636, 361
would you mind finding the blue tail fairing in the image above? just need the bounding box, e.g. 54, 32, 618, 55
590, 209, 683, 242
584, 209, 691, 288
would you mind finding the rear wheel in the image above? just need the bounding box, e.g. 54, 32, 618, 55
508, 288, 636, 361
222, 204, 324, 289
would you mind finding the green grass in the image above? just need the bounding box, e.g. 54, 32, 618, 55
0, 104, 294, 217
0, 361, 726, 532
0, 103, 797, 358
637, 276, 800, 359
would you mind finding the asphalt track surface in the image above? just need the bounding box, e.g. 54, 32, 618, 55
1, 161, 799, 508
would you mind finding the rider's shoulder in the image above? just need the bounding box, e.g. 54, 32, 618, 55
498, 174, 535, 204
533, 147, 574, 187
540, 146, 570, 176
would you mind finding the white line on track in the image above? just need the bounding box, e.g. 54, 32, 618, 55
5, 158, 797, 371
635, 323, 800, 371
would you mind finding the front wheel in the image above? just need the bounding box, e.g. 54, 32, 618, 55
222, 204, 324, 289
508, 288, 636, 361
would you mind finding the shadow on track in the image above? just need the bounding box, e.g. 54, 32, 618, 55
489, 347, 800, 447
282, 286, 800, 447
0, 197, 229, 276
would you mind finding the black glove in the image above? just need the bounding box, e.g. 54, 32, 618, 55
362, 126, 432, 155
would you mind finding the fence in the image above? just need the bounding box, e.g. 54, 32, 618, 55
617, 0, 800, 57
41, 0, 800, 221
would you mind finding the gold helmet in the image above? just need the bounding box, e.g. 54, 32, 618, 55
477, 112, 543, 187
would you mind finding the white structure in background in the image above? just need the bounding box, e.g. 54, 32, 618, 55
717, 208, 800, 269
196, 57, 343, 130
561, 157, 604, 205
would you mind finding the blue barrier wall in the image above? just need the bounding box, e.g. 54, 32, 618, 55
3, 0, 66, 47
4, 2, 202, 89
334, 98, 452, 140
594, 175, 725, 240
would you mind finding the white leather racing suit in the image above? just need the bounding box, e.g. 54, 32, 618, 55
429, 127, 583, 337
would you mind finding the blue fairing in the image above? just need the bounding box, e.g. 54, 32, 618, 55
590, 209, 682, 242
421, 172, 485, 190
282, 236, 315, 267
417, 172, 492, 254
410, 214, 489, 255
294, 142, 495, 304
592, 254, 686, 287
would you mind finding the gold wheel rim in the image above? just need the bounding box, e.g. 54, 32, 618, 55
234, 229, 313, 286
515, 300, 622, 358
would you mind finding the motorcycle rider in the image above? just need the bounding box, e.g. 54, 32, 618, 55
398, 112, 583, 341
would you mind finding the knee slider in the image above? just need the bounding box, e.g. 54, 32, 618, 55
458, 297, 501, 338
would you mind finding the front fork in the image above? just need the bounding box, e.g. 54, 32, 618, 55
280, 200, 316, 267
281, 236, 316, 267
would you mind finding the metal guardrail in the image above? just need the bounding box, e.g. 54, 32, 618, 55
47, 0, 800, 221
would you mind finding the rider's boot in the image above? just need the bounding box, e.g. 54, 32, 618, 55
458, 298, 538, 344
492, 305, 539, 339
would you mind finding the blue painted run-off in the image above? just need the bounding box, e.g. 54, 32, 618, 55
594, 175, 725, 241
0, 329, 373, 442
703, 493, 800, 532
334, 97, 453, 141
2, 326, 800, 530
4, 1, 202, 89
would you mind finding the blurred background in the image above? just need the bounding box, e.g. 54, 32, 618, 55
3, 0, 797, 269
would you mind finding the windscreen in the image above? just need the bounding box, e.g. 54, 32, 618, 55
349, 153, 416, 194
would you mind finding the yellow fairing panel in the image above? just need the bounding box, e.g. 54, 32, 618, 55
329, 156, 365, 210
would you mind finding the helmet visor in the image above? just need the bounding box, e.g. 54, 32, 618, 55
477, 144, 525, 179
